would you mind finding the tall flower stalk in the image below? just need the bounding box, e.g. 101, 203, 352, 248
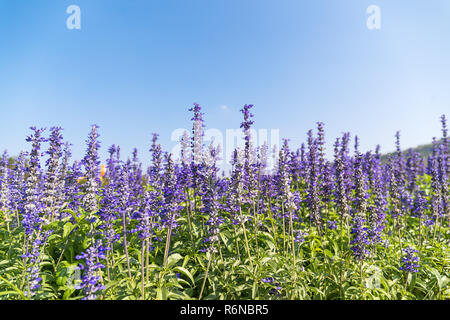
42, 127, 63, 223
75, 240, 106, 300
81, 125, 101, 220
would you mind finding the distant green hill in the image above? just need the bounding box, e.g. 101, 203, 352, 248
381, 139, 444, 162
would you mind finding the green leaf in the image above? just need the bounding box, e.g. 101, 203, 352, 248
156, 286, 168, 300
63, 222, 75, 239
166, 253, 183, 269
324, 249, 333, 258
0, 275, 27, 300
62, 288, 75, 300
252, 280, 257, 299
174, 266, 195, 286
0, 291, 22, 297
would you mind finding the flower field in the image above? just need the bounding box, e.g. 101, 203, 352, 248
0, 104, 448, 300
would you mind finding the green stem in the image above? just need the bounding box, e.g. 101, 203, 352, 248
163, 219, 174, 268
122, 209, 132, 278
141, 240, 146, 299
199, 253, 213, 300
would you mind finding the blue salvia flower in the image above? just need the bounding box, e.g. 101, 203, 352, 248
21, 230, 52, 297
259, 141, 269, 176
106, 144, 119, 184
440, 114, 448, 177
189, 103, 206, 204
262, 277, 275, 283
362, 151, 372, 184
42, 127, 63, 222
334, 137, 350, 220
327, 220, 338, 230
180, 130, 192, 166
350, 214, 370, 260
117, 161, 131, 216
132, 192, 154, 243
230, 147, 244, 202
178, 131, 193, 190
353, 136, 368, 215
200, 146, 223, 253
145, 181, 163, 240
412, 190, 429, 219
429, 138, 442, 221
405, 148, 424, 193
66, 160, 83, 212
298, 143, 307, 181
75, 240, 106, 300
437, 144, 448, 222
0, 151, 10, 215
387, 160, 402, 220
56, 141, 72, 218
81, 125, 101, 217
391, 132, 409, 220
399, 246, 420, 273
9, 150, 26, 225
240, 104, 254, 161
240, 104, 256, 196
367, 151, 387, 245
200, 178, 222, 253
148, 133, 163, 186
132, 148, 159, 246
190, 102, 204, 165
341, 132, 354, 198
116, 160, 133, 277
423, 217, 435, 227
144, 138, 165, 237
320, 161, 334, 204
228, 148, 250, 225
130, 148, 144, 198
124, 158, 139, 214
162, 153, 181, 230
438, 115, 450, 221
23, 127, 46, 236
294, 229, 308, 243
316, 122, 326, 172
278, 140, 296, 214
306, 130, 321, 225
394, 131, 407, 186
261, 277, 282, 296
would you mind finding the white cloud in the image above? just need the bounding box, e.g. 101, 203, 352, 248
220, 105, 229, 110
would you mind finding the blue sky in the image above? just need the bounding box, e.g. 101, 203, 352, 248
0, 0, 449, 168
